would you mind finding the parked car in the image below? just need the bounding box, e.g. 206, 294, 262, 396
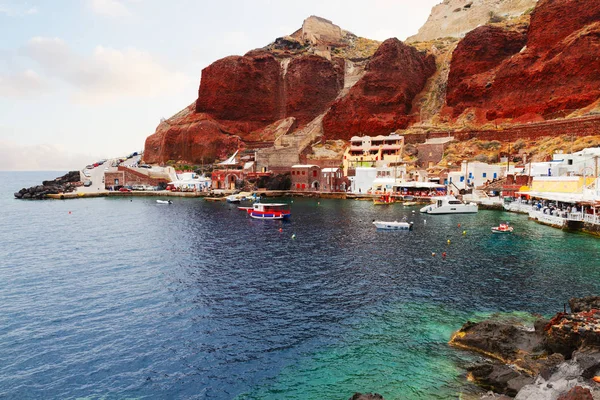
139, 164, 152, 169
86, 165, 94, 169
119, 187, 132, 192
83, 170, 91, 177
132, 185, 145, 191
83, 180, 92, 187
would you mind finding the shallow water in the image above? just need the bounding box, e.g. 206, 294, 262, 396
1, 171, 599, 399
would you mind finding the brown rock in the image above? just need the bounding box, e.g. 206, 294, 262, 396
446, 0, 600, 122
348, 393, 384, 400
322, 38, 436, 140
569, 297, 600, 313
556, 386, 594, 400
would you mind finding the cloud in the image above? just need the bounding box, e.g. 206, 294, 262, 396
21, 36, 192, 103
0, 141, 100, 171
0, 3, 38, 17
89, 0, 130, 17
0, 69, 49, 97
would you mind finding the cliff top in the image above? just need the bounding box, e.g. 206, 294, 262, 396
407, 0, 537, 43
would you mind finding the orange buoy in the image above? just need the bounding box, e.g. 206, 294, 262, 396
279, 228, 282, 232
442, 252, 447, 258
593, 376, 600, 383
457, 223, 461, 228
432, 252, 436, 257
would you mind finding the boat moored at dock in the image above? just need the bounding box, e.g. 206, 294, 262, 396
420, 196, 478, 214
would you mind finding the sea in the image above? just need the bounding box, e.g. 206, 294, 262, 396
1, 171, 600, 400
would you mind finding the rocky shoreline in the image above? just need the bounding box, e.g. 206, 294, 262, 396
13, 171, 81, 200
451, 296, 600, 399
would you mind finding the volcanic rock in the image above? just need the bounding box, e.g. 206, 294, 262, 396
569, 297, 600, 313
468, 362, 534, 396
445, 0, 600, 122
322, 38, 436, 140
545, 310, 600, 358
556, 386, 594, 400
14, 171, 81, 200
348, 393, 384, 400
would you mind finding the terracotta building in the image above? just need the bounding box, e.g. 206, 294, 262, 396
320, 167, 346, 192
104, 166, 169, 189
290, 165, 321, 191
417, 137, 455, 169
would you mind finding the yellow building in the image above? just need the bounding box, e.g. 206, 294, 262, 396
530, 176, 596, 194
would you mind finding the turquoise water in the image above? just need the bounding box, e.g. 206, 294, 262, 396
1, 171, 600, 399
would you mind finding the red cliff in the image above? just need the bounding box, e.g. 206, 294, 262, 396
446, 0, 600, 122
322, 38, 436, 140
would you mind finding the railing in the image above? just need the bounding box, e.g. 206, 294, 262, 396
528, 210, 566, 227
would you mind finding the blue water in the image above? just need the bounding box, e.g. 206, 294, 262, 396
1, 171, 600, 399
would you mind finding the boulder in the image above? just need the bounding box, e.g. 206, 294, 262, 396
545, 310, 600, 358
468, 362, 534, 396
556, 386, 593, 400
569, 297, 600, 313
348, 393, 384, 400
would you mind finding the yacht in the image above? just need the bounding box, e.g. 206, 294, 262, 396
419, 195, 478, 214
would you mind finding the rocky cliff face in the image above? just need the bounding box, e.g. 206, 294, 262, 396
144, 0, 600, 165
322, 38, 436, 140
407, 0, 537, 43
445, 0, 600, 123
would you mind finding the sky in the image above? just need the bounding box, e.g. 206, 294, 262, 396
0, 0, 440, 170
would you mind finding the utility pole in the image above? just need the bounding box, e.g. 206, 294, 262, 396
528, 154, 533, 187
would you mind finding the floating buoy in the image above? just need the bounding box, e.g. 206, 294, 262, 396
463, 230, 467, 235
424, 219, 426, 225
292, 234, 296, 239
68, 211, 71, 214
432, 252, 436, 257
279, 228, 282, 232
447, 239, 451, 245
412, 210, 415, 213
442, 252, 447, 258
458, 223, 461, 228
317, 202, 320, 206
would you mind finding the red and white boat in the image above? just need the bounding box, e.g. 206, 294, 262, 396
245, 203, 291, 220
491, 223, 514, 234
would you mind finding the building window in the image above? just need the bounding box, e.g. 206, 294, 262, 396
483, 173, 487, 178
302, 171, 306, 175
302, 184, 306, 189
460, 176, 464, 182
568, 159, 573, 165
493, 173, 497, 179
296, 183, 300, 189
313, 170, 317, 177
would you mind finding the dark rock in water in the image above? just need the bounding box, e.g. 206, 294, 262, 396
15, 171, 81, 200
570, 297, 600, 313
450, 319, 544, 368
468, 362, 534, 396
556, 386, 594, 400
349, 393, 384, 400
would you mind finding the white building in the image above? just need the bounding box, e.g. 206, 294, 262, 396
448, 161, 505, 193
349, 167, 377, 194
169, 172, 211, 191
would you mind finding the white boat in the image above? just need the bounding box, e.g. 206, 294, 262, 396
245, 203, 291, 220
373, 220, 413, 230
156, 199, 172, 204
419, 195, 478, 214
226, 192, 256, 203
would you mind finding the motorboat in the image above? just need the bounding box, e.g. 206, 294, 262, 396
373, 220, 413, 230
492, 223, 514, 234
156, 199, 172, 204
419, 195, 478, 214
226, 192, 256, 203
245, 203, 291, 220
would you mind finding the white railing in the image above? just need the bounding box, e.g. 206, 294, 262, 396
528, 210, 567, 227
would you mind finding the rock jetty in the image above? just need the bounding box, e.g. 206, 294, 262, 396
451, 296, 600, 398
14, 171, 81, 200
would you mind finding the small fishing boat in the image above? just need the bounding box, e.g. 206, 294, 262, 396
245, 203, 291, 220
156, 199, 172, 204
492, 223, 514, 234
373, 194, 394, 205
